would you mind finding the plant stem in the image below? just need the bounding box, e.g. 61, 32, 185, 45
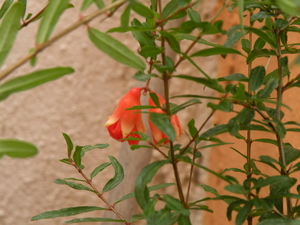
0, 0, 127, 81
185, 143, 197, 204
69, 159, 129, 224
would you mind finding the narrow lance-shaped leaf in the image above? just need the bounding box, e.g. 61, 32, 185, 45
0, 67, 74, 101
135, 160, 169, 209
130, 1, 154, 19
31, 206, 106, 221
88, 27, 145, 70
36, 0, 70, 44
90, 162, 111, 179
191, 47, 244, 57
161, 195, 190, 216
0, 2, 23, 68
0, 139, 38, 158
102, 156, 124, 192
54, 179, 96, 193
0, 0, 14, 19
64, 218, 125, 223
62, 133, 73, 158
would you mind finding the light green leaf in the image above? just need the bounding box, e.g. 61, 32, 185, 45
80, 0, 94, 11
31, 206, 106, 221
130, 2, 154, 19
161, 194, 190, 216
258, 218, 300, 225
36, 0, 70, 44
102, 156, 124, 192
64, 217, 125, 223
0, 67, 74, 101
88, 27, 145, 70
0, 2, 23, 68
54, 179, 95, 193
90, 162, 111, 179
0, 139, 38, 158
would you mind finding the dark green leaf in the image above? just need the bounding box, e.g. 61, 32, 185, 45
135, 160, 169, 209
174, 75, 224, 93
36, 0, 70, 44
250, 11, 274, 22
200, 124, 228, 138
253, 37, 266, 50
88, 27, 145, 70
81, 144, 109, 156
188, 119, 197, 137
31, 206, 106, 221
249, 66, 265, 91
283, 143, 300, 165
149, 113, 176, 142
257, 77, 278, 98
0, 67, 74, 101
0, 0, 14, 19
178, 214, 192, 225
54, 179, 95, 193
90, 162, 111, 179
235, 201, 253, 225
170, 98, 201, 114
198, 184, 220, 196
251, 176, 295, 190
245, 27, 276, 48
218, 73, 248, 82
161, 194, 190, 216
139, 45, 161, 58
0, 2, 23, 67
237, 108, 255, 125
130, 2, 154, 19
223, 27, 244, 49
160, 31, 180, 53
73, 146, 83, 167
94, 0, 104, 9
207, 101, 233, 112
253, 138, 277, 145
131, 18, 155, 47
225, 184, 248, 195
228, 118, 240, 136
64, 217, 125, 223
191, 47, 243, 57
62, 133, 73, 158
187, 8, 201, 23
102, 156, 124, 192
133, 71, 157, 81
162, 0, 178, 19
0, 139, 38, 158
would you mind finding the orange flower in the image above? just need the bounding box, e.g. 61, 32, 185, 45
148, 93, 183, 145
105, 87, 145, 145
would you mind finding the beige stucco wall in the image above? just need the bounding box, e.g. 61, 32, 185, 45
0, 0, 219, 225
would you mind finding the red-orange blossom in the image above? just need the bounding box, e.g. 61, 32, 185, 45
104, 87, 145, 145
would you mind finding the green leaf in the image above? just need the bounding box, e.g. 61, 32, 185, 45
120, 5, 130, 27
246, 49, 275, 64
81, 143, 109, 156
245, 27, 276, 48
31, 206, 106, 221
149, 113, 176, 142
170, 98, 201, 114
130, 2, 154, 19
36, 0, 70, 44
139, 45, 161, 59
191, 47, 243, 57
258, 218, 300, 225
276, 0, 300, 16
188, 119, 197, 137
218, 73, 248, 82
135, 160, 169, 209
131, 18, 155, 47
62, 133, 73, 158
160, 31, 180, 53
64, 217, 125, 223
200, 124, 228, 138
88, 27, 145, 70
161, 195, 190, 216
0, 139, 38, 158
283, 143, 300, 165
257, 77, 278, 98
253, 138, 277, 146
80, 0, 94, 11
207, 100, 233, 112
54, 179, 95, 193
174, 75, 224, 93
178, 214, 192, 225
198, 184, 220, 196
90, 162, 111, 179
0, 67, 74, 101
237, 108, 255, 125
249, 66, 265, 91
73, 146, 83, 167
162, 0, 178, 19
251, 176, 295, 190
0, 0, 14, 19
0, 2, 23, 68
102, 156, 124, 192
235, 201, 253, 225
94, 0, 104, 9
225, 184, 248, 195
187, 8, 201, 23
132, 71, 157, 81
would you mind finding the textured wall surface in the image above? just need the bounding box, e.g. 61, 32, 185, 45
0, 0, 218, 225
